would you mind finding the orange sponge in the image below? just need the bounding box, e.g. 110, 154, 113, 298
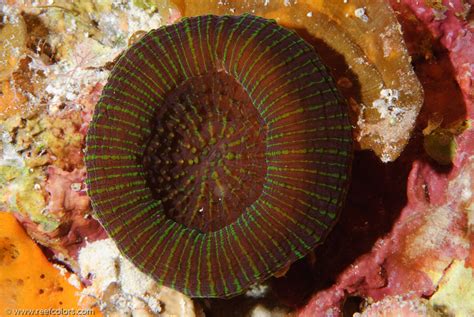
0, 212, 97, 313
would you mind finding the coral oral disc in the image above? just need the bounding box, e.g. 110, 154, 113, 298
85, 14, 353, 298
143, 70, 267, 232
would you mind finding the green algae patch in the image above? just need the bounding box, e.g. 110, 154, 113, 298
423, 131, 457, 165
0, 165, 59, 232
423, 118, 470, 165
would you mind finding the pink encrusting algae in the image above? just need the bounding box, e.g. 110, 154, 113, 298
299, 0, 474, 315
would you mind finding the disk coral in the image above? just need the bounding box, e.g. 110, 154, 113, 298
85, 14, 353, 297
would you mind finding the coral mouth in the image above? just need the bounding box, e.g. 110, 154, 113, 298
143, 70, 267, 232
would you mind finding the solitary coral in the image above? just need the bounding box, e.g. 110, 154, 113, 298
85, 14, 352, 297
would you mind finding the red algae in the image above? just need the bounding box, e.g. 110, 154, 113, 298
8, 82, 107, 264
45, 167, 107, 258
299, 0, 474, 315
8, 79, 105, 259
390, 0, 471, 126
299, 139, 472, 317
78, 83, 104, 136
15, 166, 107, 264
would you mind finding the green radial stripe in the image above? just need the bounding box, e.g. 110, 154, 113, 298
231, 17, 270, 77
95, 188, 151, 212
169, 229, 194, 290
263, 184, 334, 227
114, 62, 167, 96
128, 46, 173, 90
223, 226, 252, 286
194, 16, 208, 74
182, 233, 200, 295
130, 219, 176, 264
234, 215, 272, 276
109, 201, 162, 240
213, 230, 229, 295
174, 21, 196, 78
163, 26, 191, 80
269, 110, 348, 133
239, 31, 295, 89
137, 38, 179, 87
261, 89, 337, 118
212, 15, 230, 63
247, 46, 312, 98
226, 14, 260, 74
246, 38, 311, 91
100, 94, 154, 119
254, 199, 306, 256
85, 14, 353, 298
251, 58, 313, 104
101, 87, 155, 115
220, 15, 246, 67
